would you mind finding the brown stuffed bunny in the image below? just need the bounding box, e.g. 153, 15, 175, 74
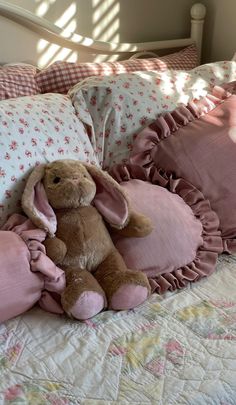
22, 160, 152, 320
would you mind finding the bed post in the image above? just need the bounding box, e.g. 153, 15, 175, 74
190, 3, 206, 63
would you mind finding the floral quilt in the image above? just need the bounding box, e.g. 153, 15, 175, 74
1, 254, 236, 404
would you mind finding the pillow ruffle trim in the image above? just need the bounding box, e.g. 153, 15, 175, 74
130, 81, 236, 169
110, 164, 223, 294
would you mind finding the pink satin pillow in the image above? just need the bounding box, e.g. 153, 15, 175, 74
131, 82, 236, 253
110, 165, 222, 293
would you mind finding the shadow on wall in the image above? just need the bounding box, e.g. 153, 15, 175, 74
36, 1, 79, 67
34, 0, 121, 67
2, 0, 200, 67
34, 0, 200, 67
200, 0, 216, 63
200, 0, 236, 63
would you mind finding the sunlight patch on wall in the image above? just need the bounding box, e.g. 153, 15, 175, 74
60, 19, 77, 39
37, 41, 78, 68
37, 38, 48, 53
36, 1, 78, 67
36, 0, 56, 17
92, 0, 116, 24
92, 0, 120, 42
36, 0, 122, 66
38, 43, 59, 67
92, 0, 120, 62
54, 3, 76, 28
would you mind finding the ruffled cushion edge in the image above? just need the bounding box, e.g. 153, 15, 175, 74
110, 164, 223, 294
130, 81, 236, 168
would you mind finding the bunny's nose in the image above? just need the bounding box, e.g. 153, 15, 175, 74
71, 177, 80, 184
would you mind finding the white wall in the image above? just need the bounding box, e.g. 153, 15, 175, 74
6, 0, 196, 41
201, 0, 236, 62
1, 0, 196, 66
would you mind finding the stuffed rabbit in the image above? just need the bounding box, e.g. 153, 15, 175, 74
22, 159, 152, 320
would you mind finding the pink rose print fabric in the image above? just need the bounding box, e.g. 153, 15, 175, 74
0, 93, 97, 227
1, 61, 236, 226
69, 61, 236, 169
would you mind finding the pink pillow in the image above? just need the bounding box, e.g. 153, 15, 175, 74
0, 65, 40, 100
36, 45, 198, 94
131, 82, 236, 253
110, 164, 222, 293
0, 214, 66, 322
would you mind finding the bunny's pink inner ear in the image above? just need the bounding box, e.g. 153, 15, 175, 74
92, 176, 129, 228
22, 164, 57, 237
33, 182, 57, 236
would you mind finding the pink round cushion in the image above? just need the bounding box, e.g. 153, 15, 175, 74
113, 179, 203, 272
110, 165, 223, 293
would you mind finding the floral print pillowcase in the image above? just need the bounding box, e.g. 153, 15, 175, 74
0, 93, 97, 227
1, 61, 236, 227
69, 61, 236, 169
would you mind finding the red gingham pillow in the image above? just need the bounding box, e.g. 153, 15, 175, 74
36, 45, 198, 94
0, 65, 40, 100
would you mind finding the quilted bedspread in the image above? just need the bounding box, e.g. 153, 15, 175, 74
1, 254, 236, 404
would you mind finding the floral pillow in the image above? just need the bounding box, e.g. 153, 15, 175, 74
70, 61, 236, 169
0, 93, 97, 227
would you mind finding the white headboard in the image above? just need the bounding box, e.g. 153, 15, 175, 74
0, 1, 206, 68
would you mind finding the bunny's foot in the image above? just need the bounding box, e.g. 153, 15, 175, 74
110, 279, 149, 310
108, 270, 150, 310
94, 250, 151, 311
69, 291, 105, 320
61, 268, 106, 320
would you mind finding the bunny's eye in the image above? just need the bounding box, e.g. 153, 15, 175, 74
53, 176, 61, 184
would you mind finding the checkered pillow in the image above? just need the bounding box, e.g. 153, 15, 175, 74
0, 65, 40, 100
36, 45, 198, 94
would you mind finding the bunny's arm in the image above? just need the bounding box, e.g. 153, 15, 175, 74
43, 236, 67, 265
110, 211, 153, 238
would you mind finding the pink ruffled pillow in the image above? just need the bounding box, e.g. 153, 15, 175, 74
131, 82, 236, 253
0, 214, 66, 323
110, 164, 222, 293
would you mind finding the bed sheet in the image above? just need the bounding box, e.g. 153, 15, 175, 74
1, 254, 236, 405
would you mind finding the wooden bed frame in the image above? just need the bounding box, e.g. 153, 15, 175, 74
0, 1, 206, 67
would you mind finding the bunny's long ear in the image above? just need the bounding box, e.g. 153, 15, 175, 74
85, 164, 130, 229
22, 164, 57, 237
